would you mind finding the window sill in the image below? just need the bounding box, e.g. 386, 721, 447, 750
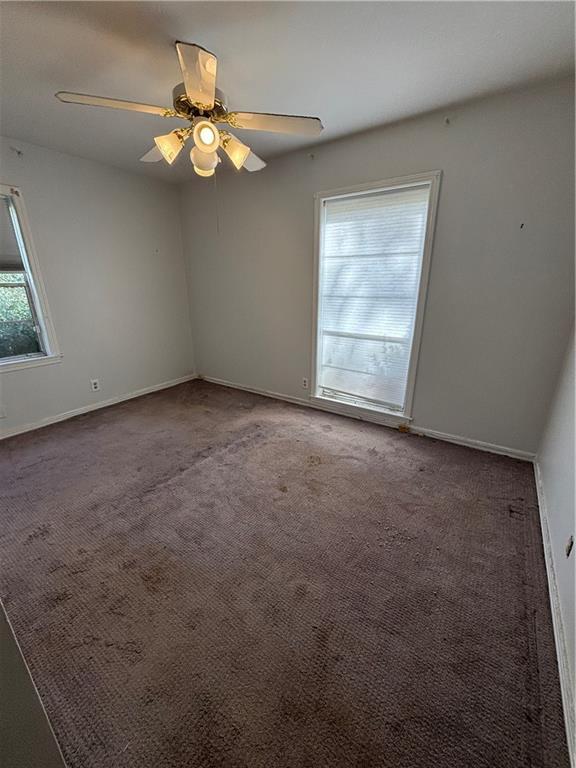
0, 352, 63, 373
310, 394, 412, 427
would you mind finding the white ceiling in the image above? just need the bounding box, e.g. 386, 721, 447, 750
0, 2, 573, 183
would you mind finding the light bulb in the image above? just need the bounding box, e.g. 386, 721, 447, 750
154, 132, 184, 165
200, 126, 215, 145
193, 119, 219, 153
190, 146, 219, 173
222, 135, 251, 170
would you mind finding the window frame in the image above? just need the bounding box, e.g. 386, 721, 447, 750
311, 170, 442, 423
0, 183, 61, 371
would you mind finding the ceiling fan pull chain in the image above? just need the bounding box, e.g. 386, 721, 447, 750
212, 172, 221, 235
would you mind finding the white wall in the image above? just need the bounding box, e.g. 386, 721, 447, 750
0, 137, 195, 436
1, 80, 572, 452
180, 77, 574, 456
536, 328, 575, 758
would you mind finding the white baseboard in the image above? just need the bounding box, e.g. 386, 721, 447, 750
0, 373, 198, 440
201, 375, 534, 461
201, 375, 408, 428
202, 375, 310, 409
410, 425, 535, 462
2, 369, 535, 462
534, 461, 575, 765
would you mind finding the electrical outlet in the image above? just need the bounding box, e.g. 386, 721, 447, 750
302, 377, 309, 390
566, 535, 574, 558
90, 379, 101, 392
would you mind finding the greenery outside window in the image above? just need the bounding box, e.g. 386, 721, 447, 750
0, 270, 43, 357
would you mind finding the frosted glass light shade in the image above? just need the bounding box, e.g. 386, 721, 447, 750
194, 166, 215, 177
154, 132, 184, 165
222, 135, 250, 170
190, 147, 218, 171
193, 120, 219, 153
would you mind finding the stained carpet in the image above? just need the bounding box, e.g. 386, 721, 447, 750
0, 381, 569, 767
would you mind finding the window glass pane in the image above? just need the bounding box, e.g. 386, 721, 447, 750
0, 272, 41, 357
0, 190, 47, 361
320, 334, 411, 408
317, 183, 431, 412
0, 197, 23, 270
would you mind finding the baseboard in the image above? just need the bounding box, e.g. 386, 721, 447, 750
201, 375, 534, 461
201, 375, 311, 409
201, 375, 408, 428
0, 373, 198, 440
533, 461, 575, 765
409, 425, 535, 461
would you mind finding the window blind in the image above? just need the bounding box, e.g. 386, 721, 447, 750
316, 183, 431, 413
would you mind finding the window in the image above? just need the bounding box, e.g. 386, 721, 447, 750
313, 172, 440, 418
0, 184, 59, 369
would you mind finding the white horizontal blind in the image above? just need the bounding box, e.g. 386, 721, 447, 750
316, 183, 431, 412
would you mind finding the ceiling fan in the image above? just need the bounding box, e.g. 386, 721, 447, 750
56, 41, 324, 178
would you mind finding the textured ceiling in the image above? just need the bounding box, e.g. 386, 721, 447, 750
0, 2, 573, 183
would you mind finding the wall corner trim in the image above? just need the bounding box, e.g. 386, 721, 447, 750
534, 459, 575, 765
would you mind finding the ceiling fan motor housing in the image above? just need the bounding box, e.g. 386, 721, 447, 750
172, 83, 227, 120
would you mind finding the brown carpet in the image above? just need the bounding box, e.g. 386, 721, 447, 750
0, 381, 569, 767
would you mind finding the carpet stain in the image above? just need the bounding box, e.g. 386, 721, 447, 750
25, 523, 51, 544
139, 566, 166, 593
45, 589, 72, 607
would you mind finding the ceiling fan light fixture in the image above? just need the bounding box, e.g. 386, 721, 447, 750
190, 147, 219, 176
193, 119, 219, 153
56, 41, 322, 177
194, 166, 215, 178
221, 134, 251, 170
154, 131, 184, 164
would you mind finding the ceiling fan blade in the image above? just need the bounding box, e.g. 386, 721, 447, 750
139, 145, 163, 163
226, 112, 323, 136
243, 151, 267, 172
175, 42, 217, 109
55, 92, 174, 117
